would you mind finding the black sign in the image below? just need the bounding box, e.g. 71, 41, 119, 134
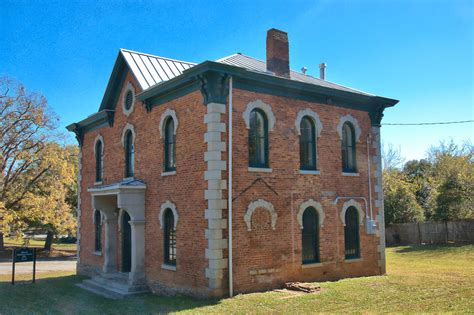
14, 248, 34, 262
12, 247, 37, 285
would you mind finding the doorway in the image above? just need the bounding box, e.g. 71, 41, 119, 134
121, 211, 132, 272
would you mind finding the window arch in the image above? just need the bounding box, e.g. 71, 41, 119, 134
95, 139, 103, 182
300, 116, 316, 170
94, 210, 102, 252
344, 206, 360, 259
302, 207, 320, 264
342, 122, 357, 172
164, 117, 176, 171
124, 130, 135, 177
163, 208, 176, 266
248, 109, 269, 167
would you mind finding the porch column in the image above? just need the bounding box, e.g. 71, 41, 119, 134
102, 216, 118, 273
129, 219, 146, 285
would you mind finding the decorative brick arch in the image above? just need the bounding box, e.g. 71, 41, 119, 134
159, 108, 178, 139
337, 114, 361, 142
242, 100, 276, 131
295, 109, 323, 137
244, 199, 277, 231
159, 200, 179, 230
121, 123, 136, 147
340, 199, 365, 226
297, 199, 325, 229
93, 134, 104, 155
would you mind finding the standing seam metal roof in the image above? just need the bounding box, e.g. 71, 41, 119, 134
121, 48, 373, 96
216, 53, 373, 96
120, 48, 196, 90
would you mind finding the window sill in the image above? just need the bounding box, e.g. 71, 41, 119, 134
92, 251, 102, 256
345, 257, 362, 263
299, 170, 320, 175
94, 181, 103, 186
301, 262, 322, 269
161, 170, 176, 177
161, 263, 176, 271
123, 177, 135, 181
248, 167, 272, 173
342, 172, 359, 177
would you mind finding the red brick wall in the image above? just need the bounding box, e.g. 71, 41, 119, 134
78, 73, 383, 296
229, 89, 382, 294
79, 71, 209, 293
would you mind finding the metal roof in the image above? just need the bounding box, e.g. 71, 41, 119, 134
217, 53, 373, 96
120, 48, 196, 90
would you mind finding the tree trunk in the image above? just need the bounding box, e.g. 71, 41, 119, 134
44, 231, 54, 251
0, 232, 4, 250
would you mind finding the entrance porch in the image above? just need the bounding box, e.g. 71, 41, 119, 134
77, 178, 148, 298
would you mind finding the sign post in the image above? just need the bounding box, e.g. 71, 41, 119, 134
11, 247, 37, 285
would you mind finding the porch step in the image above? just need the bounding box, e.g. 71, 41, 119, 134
77, 274, 149, 299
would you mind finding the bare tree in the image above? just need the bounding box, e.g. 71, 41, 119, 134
382, 143, 406, 171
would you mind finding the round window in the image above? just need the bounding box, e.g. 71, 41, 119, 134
124, 90, 134, 111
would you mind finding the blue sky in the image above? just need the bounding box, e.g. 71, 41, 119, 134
1, 0, 472, 161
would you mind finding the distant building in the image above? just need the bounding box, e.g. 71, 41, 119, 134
67, 28, 398, 298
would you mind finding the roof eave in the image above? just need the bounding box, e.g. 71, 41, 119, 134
139, 60, 399, 109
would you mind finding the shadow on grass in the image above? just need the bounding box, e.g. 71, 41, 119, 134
393, 242, 473, 253
0, 274, 221, 314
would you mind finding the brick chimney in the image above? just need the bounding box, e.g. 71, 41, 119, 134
266, 28, 290, 78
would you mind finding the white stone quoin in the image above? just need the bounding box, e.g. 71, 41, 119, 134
204, 102, 228, 291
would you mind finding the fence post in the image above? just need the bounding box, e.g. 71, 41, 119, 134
445, 221, 449, 243
417, 223, 422, 245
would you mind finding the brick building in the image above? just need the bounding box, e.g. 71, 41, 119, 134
67, 29, 398, 298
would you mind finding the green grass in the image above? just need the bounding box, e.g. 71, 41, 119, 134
0, 244, 473, 314
4, 237, 77, 251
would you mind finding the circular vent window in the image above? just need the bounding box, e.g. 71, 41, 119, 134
124, 90, 134, 111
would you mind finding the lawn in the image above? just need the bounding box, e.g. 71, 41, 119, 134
0, 244, 473, 314
4, 238, 77, 251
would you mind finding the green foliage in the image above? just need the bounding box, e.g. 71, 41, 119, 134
384, 171, 424, 225
383, 140, 474, 225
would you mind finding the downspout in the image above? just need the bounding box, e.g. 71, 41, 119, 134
228, 76, 234, 297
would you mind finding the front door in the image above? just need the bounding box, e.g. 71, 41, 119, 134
122, 211, 132, 272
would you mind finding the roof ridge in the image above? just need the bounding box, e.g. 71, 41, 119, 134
120, 48, 196, 65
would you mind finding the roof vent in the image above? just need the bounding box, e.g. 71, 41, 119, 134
319, 63, 326, 80
301, 67, 307, 75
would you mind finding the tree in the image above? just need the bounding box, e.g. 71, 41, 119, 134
382, 143, 405, 171
403, 159, 437, 220
383, 170, 424, 225
15, 143, 78, 250
0, 76, 77, 249
429, 140, 474, 221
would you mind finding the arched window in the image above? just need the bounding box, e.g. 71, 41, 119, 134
163, 208, 176, 266
164, 118, 176, 171
342, 122, 356, 172
300, 117, 316, 170
124, 130, 134, 177
344, 206, 360, 259
94, 210, 102, 252
302, 207, 319, 264
95, 140, 103, 182
248, 109, 268, 168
